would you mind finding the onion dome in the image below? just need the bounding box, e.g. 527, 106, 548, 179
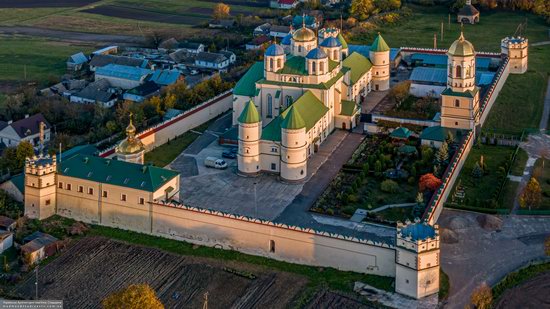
306, 47, 328, 59
281, 33, 292, 46
292, 27, 316, 42
320, 36, 341, 48
265, 43, 285, 56
238, 100, 260, 124
116, 113, 145, 154
448, 32, 475, 57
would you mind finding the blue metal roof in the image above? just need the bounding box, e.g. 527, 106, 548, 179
410, 53, 491, 70
348, 44, 400, 62
281, 33, 292, 45
265, 43, 285, 56
69, 52, 88, 65
96, 64, 152, 81
320, 37, 341, 48
306, 47, 327, 59
400, 223, 436, 241
293, 15, 315, 28
149, 69, 181, 86
410, 67, 495, 86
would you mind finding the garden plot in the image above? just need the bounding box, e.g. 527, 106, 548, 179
13, 237, 308, 308
0, 0, 97, 8
82, 5, 209, 26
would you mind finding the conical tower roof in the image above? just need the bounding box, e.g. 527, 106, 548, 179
337, 33, 348, 49
238, 100, 260, 124
370, 33, 390, 52
281, 106, 306, 130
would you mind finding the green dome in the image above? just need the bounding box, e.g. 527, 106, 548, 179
293, 27, 316, 42
337, 33, 348, 49
370, 33, 390, 52
238, 100, 260, 124
281, 106, 306, 130
448, 32, 475, 57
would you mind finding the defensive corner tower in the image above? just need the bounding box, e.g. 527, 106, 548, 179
24, 155, 57, 220
238, 100, 262, 176
395, 220, 440, 299
369, 33, 391, 91
501, 36, 528, 74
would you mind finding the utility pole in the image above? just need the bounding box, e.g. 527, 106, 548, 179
253, 181, 258, 218
441, 21, 444, 41
448, 14, 451, 30
434, 33, 437, 49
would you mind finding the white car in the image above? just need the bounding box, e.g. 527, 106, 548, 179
204, 157, 228, 169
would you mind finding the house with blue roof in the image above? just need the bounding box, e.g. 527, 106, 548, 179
66, 52, 88, 72
148, 69, 183, 87
95, 64, 152, 90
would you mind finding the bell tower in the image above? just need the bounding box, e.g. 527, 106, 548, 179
24, 155, 57, 220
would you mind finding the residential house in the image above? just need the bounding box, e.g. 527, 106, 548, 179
270, 0, 299, 9
148, 69, 183, 86
95, 64, 152, 90
0, 232, 13, 255
0, 114, 51, 148
0, 216, 16, 231
208, 19, 235, 29
66, 52, 89, 72
123, 81, 161, 103
194, 52, 230, 71
219, 50, 236, 64
246, 35, 271, 50
0, 173, 24, 202
70, 79, 117, 108
253, 23, 271, 36
89, 54, 150, 72
178, 42, 205, 54
269, 25, 292, 39
21, 231, 59, 265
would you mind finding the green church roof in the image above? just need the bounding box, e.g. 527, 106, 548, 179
58, 154, 179, 192
441, 87, 479, 98
370, 33, 390, 52
281, 106, 306, 129
340, 100, 360, 116
277, 56, 307, 75
238, 100, 260, 124
390, 127, 411, 139
337, 33, 348, 49
342, 52, 373, 85
233, 61, 263, 97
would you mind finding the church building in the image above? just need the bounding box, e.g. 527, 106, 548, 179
232, 25, 391, 182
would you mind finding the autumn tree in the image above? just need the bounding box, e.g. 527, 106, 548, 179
519, 177, 542, 211
102, 284, 164, 309
16, 141, 35, 167
212, 3, 231, 20
374, 0, 401, 11
545, 235, 550, 256
350, 0, 376, 20
470, 282, 492, 309
389, 81, 410, 106
436, 141, 449, 165
419, 173, 442, 192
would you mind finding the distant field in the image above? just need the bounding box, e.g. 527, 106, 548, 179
0, 0, 97, 8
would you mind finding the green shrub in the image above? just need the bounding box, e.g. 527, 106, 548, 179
342, 206, 356, 216
408, 177, 416, 185
381, 179, 399, 193
326, 208, 334, 215
347, 194, 359, 203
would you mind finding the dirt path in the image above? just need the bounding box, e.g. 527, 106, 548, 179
0, 26, 145, 45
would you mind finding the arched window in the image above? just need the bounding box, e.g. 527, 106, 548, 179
319, 61, 324, 73
267, 94, 273, 118
277, 58, 282, 69
455, 99, 460, 107
456, 65, 462, 78
311, 61, 316, 73
298, 45, 302, 53
333, 50, 338, 60
448, 65, 452, 76
269, 58, 273, 71
285, 95, 293, 108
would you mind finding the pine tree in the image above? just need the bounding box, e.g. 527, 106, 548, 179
436, 141, 449, 165
471, 161, 483, 178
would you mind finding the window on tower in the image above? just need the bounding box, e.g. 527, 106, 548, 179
456, 65, 462, 78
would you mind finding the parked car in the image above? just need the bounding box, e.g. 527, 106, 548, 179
204, 157, 228, 169
222, 150, 237, 159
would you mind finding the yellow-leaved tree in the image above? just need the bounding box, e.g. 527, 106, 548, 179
212, 3, 231, 20
102, 284, 164, 309
519, 177, 542, 211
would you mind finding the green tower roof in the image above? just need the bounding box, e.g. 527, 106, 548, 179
337, 33, 348, 49
370, 33, 390, 52
238, 100, 260, 124
281, 106, 306, 130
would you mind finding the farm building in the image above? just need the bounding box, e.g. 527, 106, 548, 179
0, 114, 51, 149
66, 52, 88, 72
21, 231, 59, 265
95, 64, 152, 90
89, 54, 150, 72
148, 69, 183, 86
92, 46, 118, 56
70, 79, 117, 108
208, 19, 235, 29
0, 231, 13, 255
177, 42, 205, 55
270, 0, 299, 10
0, 173, 24, 202
409, 66, 495, 97
123, 81, 161, 103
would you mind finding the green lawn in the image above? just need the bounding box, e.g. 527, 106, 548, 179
0, 36, 94, 83
510, 148, 528, 177
144, 132, 200, 167
374, 205, 415, 222
89, 225, 394, 294
532, 158, 550, 210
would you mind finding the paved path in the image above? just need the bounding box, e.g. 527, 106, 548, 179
531, 41, 550, 46
440, 209, 550, 309
0, 26, 145, 45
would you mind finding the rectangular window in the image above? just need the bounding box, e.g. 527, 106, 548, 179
121, 194, 127, 202
138, 197, 145, 205
45, 200, 51, 205
269, 240, 275, 253
102, 191, 108, 198
66, 183, 72, 191
271, 163, 276, 170
88, 187, 94, 195
58, 182, 63, 189
78, 186, 83, 193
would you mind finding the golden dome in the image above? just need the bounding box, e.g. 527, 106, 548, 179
292, 27, 316, 42
448, 32, 475, 57
116, 113, 144, 155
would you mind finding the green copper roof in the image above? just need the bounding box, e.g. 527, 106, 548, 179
261, 91, 329, 141
390, 127, 411, 139
342, 52, 372, 85
238, 100, 261, 124
257, 70, 346, 91
420, 125, 446, 142
370, 33, 390, 52
337, 33, 348, 49
277, 56, 307, 75
234, 61, 263, 97
441, 87, 479, 98
58, 154, 179, 192
281, 106, 306, 129
10, 173, 25, 194
340, 100, 360, 116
